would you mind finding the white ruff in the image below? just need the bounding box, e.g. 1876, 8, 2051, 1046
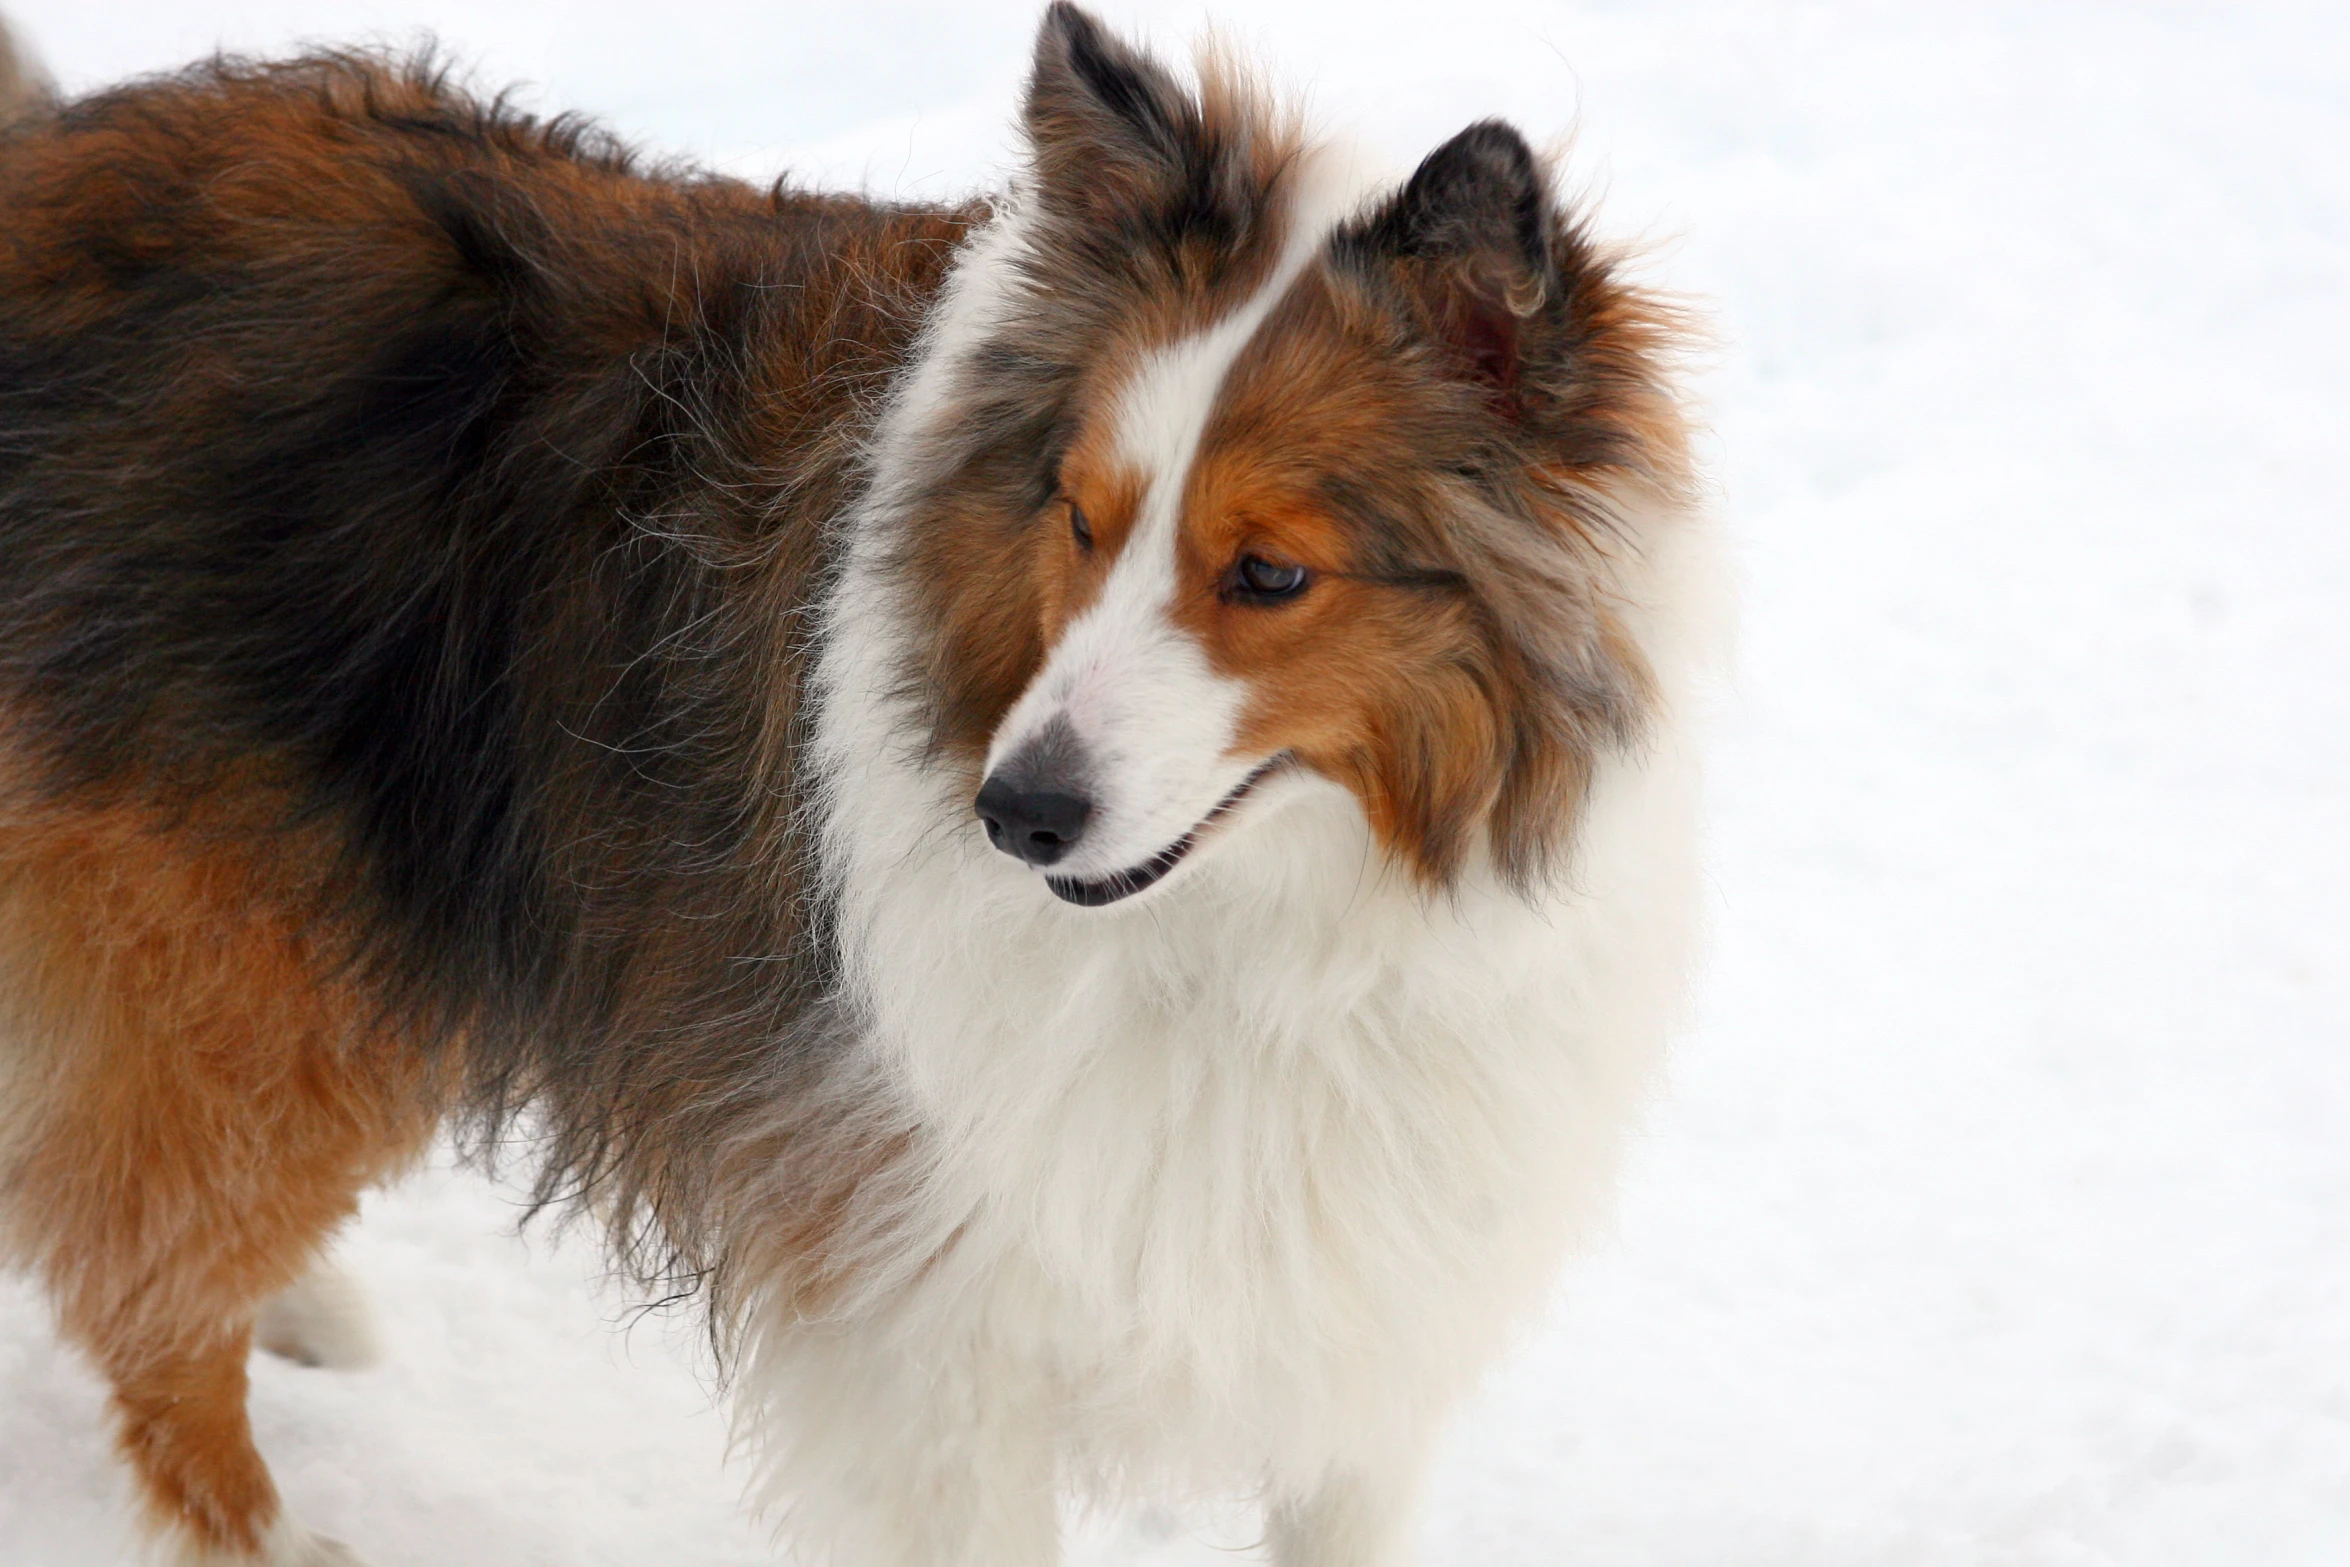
769, 136, 1725, 1567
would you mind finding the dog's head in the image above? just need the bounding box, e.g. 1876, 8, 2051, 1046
887, 3, 1691, 907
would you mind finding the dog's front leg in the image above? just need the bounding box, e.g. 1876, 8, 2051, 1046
752, 1324, 1060, 1567
1265, 1447, 1435, 1567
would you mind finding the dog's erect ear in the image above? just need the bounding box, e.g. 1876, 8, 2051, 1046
1024, 3, 1206, 226
1342, 121, 1561, 410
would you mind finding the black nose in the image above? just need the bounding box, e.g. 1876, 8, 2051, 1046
974, 775, 1091, 867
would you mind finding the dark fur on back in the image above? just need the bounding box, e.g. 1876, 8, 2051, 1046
0, 51, 975, 1285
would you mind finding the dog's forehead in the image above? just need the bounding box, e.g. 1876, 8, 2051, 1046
1110, 301, 1273, 488
1087, 287, 1423, 576
1097, 138, 1396, 494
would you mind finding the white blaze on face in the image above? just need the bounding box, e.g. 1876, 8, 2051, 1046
982, 319, 1259, 881
983, 141, 1388, 884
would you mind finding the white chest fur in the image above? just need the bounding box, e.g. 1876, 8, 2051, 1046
799, 512, 1712, 1509
760, 194, 1721, 1555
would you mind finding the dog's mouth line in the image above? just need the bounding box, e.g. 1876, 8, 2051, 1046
1043, 755, 1289, 908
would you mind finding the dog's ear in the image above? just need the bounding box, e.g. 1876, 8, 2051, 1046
1023, 3, 1208, 228
1341, 121, 1561, 414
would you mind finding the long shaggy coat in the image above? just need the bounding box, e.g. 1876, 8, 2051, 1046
0, 7, 1716, 1564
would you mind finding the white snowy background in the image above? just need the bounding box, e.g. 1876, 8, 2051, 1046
2, 2, 2345, 1563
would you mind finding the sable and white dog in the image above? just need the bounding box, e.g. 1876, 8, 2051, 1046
0, 6, 1717, 1564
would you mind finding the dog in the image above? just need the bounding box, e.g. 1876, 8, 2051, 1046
0, 6, 1717, 1563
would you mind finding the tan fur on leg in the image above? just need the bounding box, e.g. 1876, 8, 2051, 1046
0, 779, 435, 1562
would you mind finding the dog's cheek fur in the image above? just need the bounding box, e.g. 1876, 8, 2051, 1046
891, 472, 1058, 765
1304, 132, 1693, 890
1225, 590, 1508, 886
1173, 260, 1661, 891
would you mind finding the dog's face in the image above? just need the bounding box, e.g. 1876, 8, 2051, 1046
890, 3, 1687, 906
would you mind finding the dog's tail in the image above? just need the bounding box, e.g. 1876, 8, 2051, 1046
1, 15, 54, 126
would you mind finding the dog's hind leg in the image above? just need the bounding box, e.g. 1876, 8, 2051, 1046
745, 1321, 1060, 1567
0, 798, 436, 1565
1266, 1434, 1440, 1567
103, 1326, 364, 1567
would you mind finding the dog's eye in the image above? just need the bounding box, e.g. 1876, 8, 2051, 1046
1229, 554, 1309, 602
1069, 501, 1093, 552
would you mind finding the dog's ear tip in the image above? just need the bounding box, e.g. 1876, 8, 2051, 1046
1394, 120, 1552, 265
1342, 118, 1564, 410
1029, 2, 1129, 95
1033, 2, 1094, 59
1021, 3, 1198, 222
1435, 119, 1542, 174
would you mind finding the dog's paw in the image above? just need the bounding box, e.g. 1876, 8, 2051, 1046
282, 1528, 367, 1567
165, 1515, 371, 1567
255, 1257, 381, 1371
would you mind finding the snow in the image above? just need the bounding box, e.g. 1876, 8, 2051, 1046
4, 2, 2347, 1562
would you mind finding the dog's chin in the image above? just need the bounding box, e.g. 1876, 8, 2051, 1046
1042, 756, 1287, 909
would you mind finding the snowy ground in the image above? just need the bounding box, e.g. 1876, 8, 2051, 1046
3, 2, 2346, 1563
